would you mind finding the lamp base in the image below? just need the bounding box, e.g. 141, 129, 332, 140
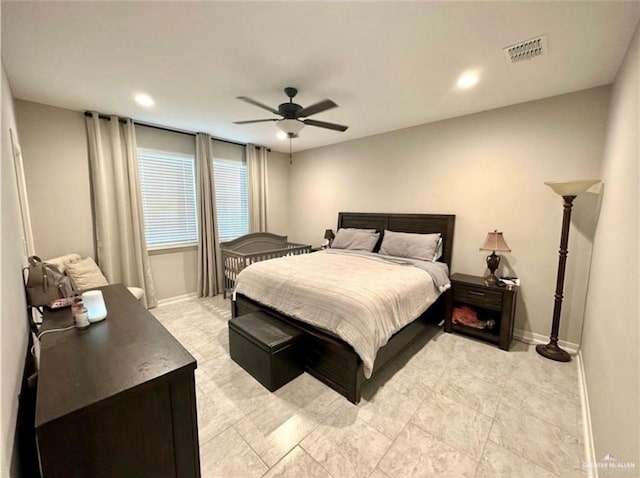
484, 273, 498, 285
535, 342, 571, 362
485, 252, 500, 286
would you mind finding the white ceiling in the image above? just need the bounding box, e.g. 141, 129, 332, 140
2, 2, 638, 153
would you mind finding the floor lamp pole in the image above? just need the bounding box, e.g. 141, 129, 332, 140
536, 195, 575, 362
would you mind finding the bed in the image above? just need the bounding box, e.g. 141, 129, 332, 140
232, 212, 455, 403
220, 232, 312, 298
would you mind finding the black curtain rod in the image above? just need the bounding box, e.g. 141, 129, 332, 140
84, 111, 127, 123
84, 111, 271, 152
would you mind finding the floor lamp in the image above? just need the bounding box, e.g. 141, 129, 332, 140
536, 179, 601, 362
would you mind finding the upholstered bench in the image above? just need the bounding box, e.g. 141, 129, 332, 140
229, 311, 303, 392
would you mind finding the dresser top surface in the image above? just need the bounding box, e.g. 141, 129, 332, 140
36, 284, 196, 427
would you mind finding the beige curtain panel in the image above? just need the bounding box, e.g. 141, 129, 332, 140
246, 144, 269, 233
85, 113, 157, 308
196, 133, 222, 297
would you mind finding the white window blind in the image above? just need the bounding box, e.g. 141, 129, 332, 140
213, 157, 248, 241
137, 149, 198, 248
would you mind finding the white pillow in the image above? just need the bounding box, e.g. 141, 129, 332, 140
379, 230, 442, 261
65, 257, 109, 290
45, 253, 82, 274
331, 228, 379, 252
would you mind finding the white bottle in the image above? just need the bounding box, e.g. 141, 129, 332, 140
75, 298, 90, 329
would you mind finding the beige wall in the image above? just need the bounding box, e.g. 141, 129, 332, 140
148, 247, 198, 301
0, 63, 30, 476
290, 87, 610, 345
582, 22, 639, 468
136, 124, 195, 155
15, 100, 93, 259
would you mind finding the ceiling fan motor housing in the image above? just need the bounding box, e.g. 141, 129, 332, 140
279, 86, 302, 119
278, 102, 303, 119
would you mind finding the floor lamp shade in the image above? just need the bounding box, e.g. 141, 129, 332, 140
536, 179, 601, 362
544, 179, 601, 196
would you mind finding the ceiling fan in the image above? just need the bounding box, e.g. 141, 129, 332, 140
233, 87, 348, 138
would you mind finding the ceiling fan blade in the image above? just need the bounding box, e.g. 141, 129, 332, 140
233, 119, 278, 124
236, 96, 279, 115
296, 99, 337, 118
303, 118, 349, 132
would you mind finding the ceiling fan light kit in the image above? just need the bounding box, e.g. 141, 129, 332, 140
276, 119, 304, 138
234, 87, 348, 138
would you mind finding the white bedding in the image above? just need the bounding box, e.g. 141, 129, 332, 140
234, 250, 447, 377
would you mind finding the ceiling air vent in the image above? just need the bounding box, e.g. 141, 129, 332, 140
503, 35, 547, 64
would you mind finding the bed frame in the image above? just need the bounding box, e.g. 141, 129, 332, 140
232, 212, 455, 404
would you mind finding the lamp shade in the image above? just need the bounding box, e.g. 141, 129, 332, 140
480, 230, 511, 252
544, 179, 601, 196
324, 229, 335, 241
276, 119, 304, 137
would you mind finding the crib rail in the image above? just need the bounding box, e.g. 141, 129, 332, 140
220, 235, 312, 297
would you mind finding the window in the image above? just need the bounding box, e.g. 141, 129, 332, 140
213, 157, 248, 241
137, 149, 198, 248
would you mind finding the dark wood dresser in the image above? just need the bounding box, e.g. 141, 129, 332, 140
36, 284, 200, 478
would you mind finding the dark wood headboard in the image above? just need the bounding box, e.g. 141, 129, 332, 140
337, 212, 456, 267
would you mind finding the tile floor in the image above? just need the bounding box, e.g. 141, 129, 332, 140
152, 296, 586, 478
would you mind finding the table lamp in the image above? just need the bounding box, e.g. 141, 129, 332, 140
536, 179, 601, 362
480, 230, 511, 285
323, 229, 335, 248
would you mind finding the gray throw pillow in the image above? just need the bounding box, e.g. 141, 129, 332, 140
379, 230, 442, 261
331, 228, 379, 252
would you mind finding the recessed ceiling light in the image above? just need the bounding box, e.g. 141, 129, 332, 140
456, 71, 480, 90
276, 131, 288, 140
134, 93, 154, 107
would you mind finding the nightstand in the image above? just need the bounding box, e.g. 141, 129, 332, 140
445, 273, 517, 350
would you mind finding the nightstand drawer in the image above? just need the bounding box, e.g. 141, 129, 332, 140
453, 286, 502, 310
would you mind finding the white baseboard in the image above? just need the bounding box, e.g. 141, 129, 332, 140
157, 292, 198, 307
577, 351, 598, 478
513, 328, 580, 354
